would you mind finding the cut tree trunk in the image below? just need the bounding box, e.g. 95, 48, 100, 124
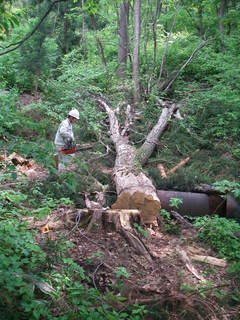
98, 98, 160, 224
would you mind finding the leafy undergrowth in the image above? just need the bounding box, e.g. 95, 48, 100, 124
0, 184, 240, 320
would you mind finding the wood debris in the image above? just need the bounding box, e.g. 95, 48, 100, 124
167, 156, 190, 175
158, 164, 167, 178
190, 255, 227, 268
177, 246, 205, 282
0, 151, 47, 180
158, 156, 190, 178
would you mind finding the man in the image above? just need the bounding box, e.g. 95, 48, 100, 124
54, 109, 79, 171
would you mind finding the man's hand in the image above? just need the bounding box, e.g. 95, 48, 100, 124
64, 137, 75, 149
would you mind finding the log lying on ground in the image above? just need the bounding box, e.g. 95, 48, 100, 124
98, 99, 161, 224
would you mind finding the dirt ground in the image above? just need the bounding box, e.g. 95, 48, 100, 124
30, 203, 240, 320
1, 153, 239, 319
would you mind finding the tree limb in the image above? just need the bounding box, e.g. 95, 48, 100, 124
164, 40, 206, 92
0, 0, 69, 56
121, 104, 134, 136
139, 102, 180, 165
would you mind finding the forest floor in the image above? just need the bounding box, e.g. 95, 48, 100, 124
1, 149, 240, 319
31, 201, 238, 319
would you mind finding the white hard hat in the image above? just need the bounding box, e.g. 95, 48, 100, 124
68, 109, 79, 120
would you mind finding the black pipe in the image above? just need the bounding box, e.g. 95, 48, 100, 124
157, 190, 239, 218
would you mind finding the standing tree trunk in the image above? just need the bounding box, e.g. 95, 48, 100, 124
198, 3, 203, 38
157, 0, 180, 88
81, 0, 87, 60
98, 99, 161, 224
148, 0, 162, 93
218, 0, 226, 47
143, 0, 152, 76
117, 1, 129, 78
34, 67, 39, 101
92, 15, 107, 73
62, 17, 69, 54
133, 0, 141, 106
152, 0, 162, 76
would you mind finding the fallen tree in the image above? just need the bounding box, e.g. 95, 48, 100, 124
98, 98, 180, 224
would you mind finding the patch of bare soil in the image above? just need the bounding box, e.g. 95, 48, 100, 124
18, 93, 40, 108
30, 205, 239, 319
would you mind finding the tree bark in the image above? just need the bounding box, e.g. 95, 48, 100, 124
34, 67, 39, 101
81, 0, 87, 60
98, 98, 160, 224
92, 15, 107, 73
157, 1, 180, 88
147, 0, 162, 94
139, 102, 179, 165
117, 1, 129, 78
152, 0, 162, 76
218, 0, 226, 47
133, 0, 141, 106
62, 17, 69, 54
218, 0, 226, 34
143, 0, 151, 76
198, 3, 203, 38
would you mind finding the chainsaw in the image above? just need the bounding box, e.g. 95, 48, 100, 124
54, 143, 93, 169
59, 140, 95, 154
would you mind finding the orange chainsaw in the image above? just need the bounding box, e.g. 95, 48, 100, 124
54, 143, 93, 170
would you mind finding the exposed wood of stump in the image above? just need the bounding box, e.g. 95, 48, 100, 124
98, 99, 160, 224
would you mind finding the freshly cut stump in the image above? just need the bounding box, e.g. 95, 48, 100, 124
112, 191, 160, 224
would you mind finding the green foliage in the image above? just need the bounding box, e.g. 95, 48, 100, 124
1, 0, 240, 318
0, 188, 149, 319
213, 180, 240, 200
169, 197, 183, 209
133, 222, 148, 239
0, 0, 19, 40
160, 208, 181, 235
114, 266, 129, 280
0, 212, 50, 319
160, 209, 171, 221
194, 216, 240, 261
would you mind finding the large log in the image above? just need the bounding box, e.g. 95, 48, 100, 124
98, 99, 160, 224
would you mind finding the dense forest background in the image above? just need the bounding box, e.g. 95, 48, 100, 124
0, 0, 240, 319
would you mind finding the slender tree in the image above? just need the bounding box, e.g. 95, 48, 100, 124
218, 0, 226, 47
132, 0, 141, 105
117, 1, 129, 78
